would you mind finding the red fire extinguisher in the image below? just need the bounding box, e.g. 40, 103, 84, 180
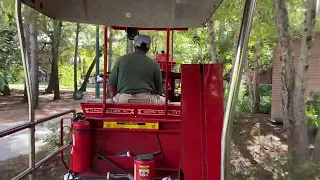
71, 120, 91, 173
134, 154, 155, 180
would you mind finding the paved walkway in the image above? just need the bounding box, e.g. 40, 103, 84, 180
0, 115, 72, 161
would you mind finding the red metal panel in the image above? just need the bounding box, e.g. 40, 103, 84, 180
180, 64, 224, 180
180, 64, 203, 179
103, 26, 108, 116
203, 64, 224, 179
165, 29, 170, 116
77, 102, 182, 179
80, 103, 181, 119
111, 26, 188, 31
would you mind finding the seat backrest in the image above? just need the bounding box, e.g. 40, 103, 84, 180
127, 98, 151, 104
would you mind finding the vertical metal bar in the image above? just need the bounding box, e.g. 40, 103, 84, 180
15, 1, 36, 179
74, 23, 80, 92
108, 26, 113, 72
165, 29, 170, 116
60, 118, 69, 170
103, 26, 108, 116
220, 0, 257, 179
95, 25, 100, 98
171, 30, 174, 71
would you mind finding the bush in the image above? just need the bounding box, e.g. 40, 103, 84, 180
305, 92, 320, 131
237, 85, 251, 113
224, 83, 272, 114
259, 85, 272, 114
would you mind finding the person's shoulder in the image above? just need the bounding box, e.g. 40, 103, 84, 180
116, 54, 127, 63
146, 57, 159, 66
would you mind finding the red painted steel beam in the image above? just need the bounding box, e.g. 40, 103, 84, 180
180, 64, 224, 180
165, 29, 170, 116
103, 26, 108, 116
111, 26, 188, 31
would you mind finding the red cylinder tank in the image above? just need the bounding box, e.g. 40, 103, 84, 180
71, 120, 91, 173
134, 154, 155, 180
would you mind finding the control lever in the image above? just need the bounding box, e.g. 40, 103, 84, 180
73, 112, 84, 122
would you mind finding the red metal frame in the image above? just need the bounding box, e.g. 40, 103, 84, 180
101, 27, 177, 109
103, 26, 108, 116
72, 25, 224, 180
165, 29, 170, 116
77, 64, 224, 179
180, 64, 224, 180
111, 26, 188, 31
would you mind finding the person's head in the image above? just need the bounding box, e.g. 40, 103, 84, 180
134, 35, 151, 54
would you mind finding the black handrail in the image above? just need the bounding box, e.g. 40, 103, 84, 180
0, 109, 75, 138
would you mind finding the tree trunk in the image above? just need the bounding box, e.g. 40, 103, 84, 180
79, 51, 102, 92
29, 12, 39, 108
22, 11, 31, 103
292, 0, 317, 168
50, 21, 62, 100
314, 131, 320, 163
23, 83, 28, 102
74, 23, 80, 91
229, 28, 240, 80
22, 10, 39, 108
252, 45, 261, 113
45, 72, 54, 93
207, 18, 217, 63
296, 0, 318, 164
274, 0, 296, 165
232, 30, 240, 66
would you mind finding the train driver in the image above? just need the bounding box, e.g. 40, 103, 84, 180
107, 35, 165, 104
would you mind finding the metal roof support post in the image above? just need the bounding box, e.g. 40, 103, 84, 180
220, 0, 257, 179
165, 29, 170, 117
108, 26, 113, 72
95, 25, 100, 98
103, 26, 108, 116
15, 0, 36, 179
171, 30, 174, 71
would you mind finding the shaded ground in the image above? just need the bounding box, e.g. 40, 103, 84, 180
0, 89, 288, 179
0, 89, 89, 123
231, 113, 287, 180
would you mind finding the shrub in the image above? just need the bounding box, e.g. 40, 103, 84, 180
224, 83, 272, 114
259, 85, 272, 114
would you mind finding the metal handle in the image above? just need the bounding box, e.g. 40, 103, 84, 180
220, 0, 257, 179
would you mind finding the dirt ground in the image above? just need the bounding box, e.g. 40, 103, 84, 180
0, 89, 287, 180
0, 89, 91, 123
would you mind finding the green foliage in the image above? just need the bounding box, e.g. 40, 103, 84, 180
305, 93, 320, 130
237, 85, 252, 113
59, 62, 81, 87
224, 84, 272, 114
0, 71, 9, 94
0, 17, 23, 83
259, 85, 272, 114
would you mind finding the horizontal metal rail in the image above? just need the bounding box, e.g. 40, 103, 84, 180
0, 109, 75, 138
12, 141, 72, 180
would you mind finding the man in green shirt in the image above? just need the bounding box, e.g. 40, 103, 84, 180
107, 35, 165, 104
